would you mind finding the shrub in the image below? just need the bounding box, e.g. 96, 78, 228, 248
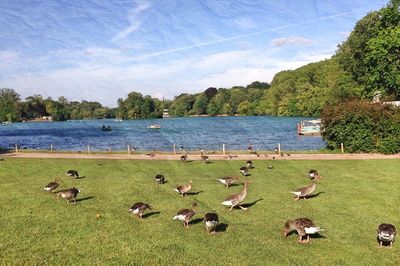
321, 100, 400, 154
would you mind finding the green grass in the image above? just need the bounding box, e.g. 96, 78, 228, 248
0, 158, 399, 265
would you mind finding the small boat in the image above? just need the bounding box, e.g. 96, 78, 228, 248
162, 109, 171, 118
2, 121, 11, 126
147, 123, 161, 129
297, 119, 321, 136
101, 125, 112, 131
114, 118, 123, 122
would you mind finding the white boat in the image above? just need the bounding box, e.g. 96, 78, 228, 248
162, 109, 171, 118
147, 123, 161, 129
114, 118, 123, 122
297, 119, 321, 136
2, 121, 11, 126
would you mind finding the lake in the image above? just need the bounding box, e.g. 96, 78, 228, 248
0, 116, 325, 152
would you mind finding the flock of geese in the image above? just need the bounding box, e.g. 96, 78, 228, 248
42, 153, 397, 246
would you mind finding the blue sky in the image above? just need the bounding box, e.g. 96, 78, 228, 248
0, 0, 388, 106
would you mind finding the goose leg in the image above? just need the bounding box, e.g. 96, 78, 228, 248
297, 235, 303, 243
294, 197, 299, 201
229, 206, 234, 211
380, 241, 383, 247
306, 235, 310, 243
390, 241, 393, 248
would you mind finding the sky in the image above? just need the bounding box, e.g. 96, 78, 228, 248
0, 0, 388, 107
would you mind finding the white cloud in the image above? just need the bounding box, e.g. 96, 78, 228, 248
112, 0, 151, 42
271, 36, 312, 47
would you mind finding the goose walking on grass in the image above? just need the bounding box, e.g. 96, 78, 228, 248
180, 153, 188, 163
378, 223, 397, 248
221, 180, 250, 211
218, 176, 239, 188
173, 203, 197, 228
200, 150, 210, 164
66, 170, 79, 179
43, 179, 60, 193
154, 174, 165, 184
174, 181, 193, 197
283, 218, 323, 243
204, 213, 219, 235
129, 202, 152, 219
239, 166, 249, 176
57, 187, 80, 204
291, 175, 321, 201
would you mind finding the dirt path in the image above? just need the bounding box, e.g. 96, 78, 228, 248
2, 152, 400, 161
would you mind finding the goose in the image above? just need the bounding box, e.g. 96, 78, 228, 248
378, 223, 397, 248
283, 218, 323, 243
221, 180, 250, 211
308, 170, 321, 180
246, 160, 253, 169
43, 179, 60, 193
173, 202, 197, 228
200, 150, 210, 164
204, 213, 219, 235
239, 166, 249, 176
154, 174, 165, 184
291, 176, 321, 201
66, 170, 79, 179
218, 176, 239, 188
146, 151, 156, 158
174, 181, 193, 197
129, 202, 152, 219
180, 153, 188, 163
57, 187, 80, 204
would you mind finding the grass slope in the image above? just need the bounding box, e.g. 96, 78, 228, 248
0, 158, 399, 265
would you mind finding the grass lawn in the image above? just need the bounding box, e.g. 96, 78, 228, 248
0, 158, 399, 265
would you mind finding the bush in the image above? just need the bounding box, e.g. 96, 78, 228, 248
321, 100, 400, 154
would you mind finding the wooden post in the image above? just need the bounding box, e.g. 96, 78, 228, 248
341, 143, 344, 153
173, 144, 176, 155
128, 145, 131, 155
87, 145, 91, 155
278, 143, 281, 154
222, 144, 225, 155
50, 144, 53, 153
15, 144, 18, 153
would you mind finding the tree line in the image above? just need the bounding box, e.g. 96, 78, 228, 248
0, 89, 114, 122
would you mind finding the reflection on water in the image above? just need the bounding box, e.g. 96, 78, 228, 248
0, 116, 325, 151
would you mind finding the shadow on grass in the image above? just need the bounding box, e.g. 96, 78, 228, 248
306, 191, 326, 199
186, 191, 203, 196
158, 180, 169, 184
217, 223, 229, 233
75, 176, 86, 179
76, 196, 95, 202
310, 233, 326, 239
0, 148, 12, 154
240, 198, 264, 209
190, 218, 204, 225
142, 211, 161, 218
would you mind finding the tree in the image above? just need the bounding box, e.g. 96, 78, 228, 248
192, 94, 208, 115
237, 101, 252, 115
0, 88, 21, 122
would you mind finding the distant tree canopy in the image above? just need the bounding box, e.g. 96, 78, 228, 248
0, 88, 113, 122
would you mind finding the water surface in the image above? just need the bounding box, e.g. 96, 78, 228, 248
0, 116, 325, 152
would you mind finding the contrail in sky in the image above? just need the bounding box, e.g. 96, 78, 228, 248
81, 11, 351, 71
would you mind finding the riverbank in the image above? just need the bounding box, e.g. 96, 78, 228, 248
3, 151, 400, 160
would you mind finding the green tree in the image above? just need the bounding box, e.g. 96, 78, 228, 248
0, 88, 21, 122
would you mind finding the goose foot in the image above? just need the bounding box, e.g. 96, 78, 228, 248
239, 206, 248, 211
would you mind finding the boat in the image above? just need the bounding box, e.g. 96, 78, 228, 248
147, 123, 161, 129
114, 118, 123, 122
297, 119, 321, 136
2, 121, 11, 126
101, 125, 112, 131
162, 109, 171, 118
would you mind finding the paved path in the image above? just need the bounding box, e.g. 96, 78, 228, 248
2, 152, 400, 161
